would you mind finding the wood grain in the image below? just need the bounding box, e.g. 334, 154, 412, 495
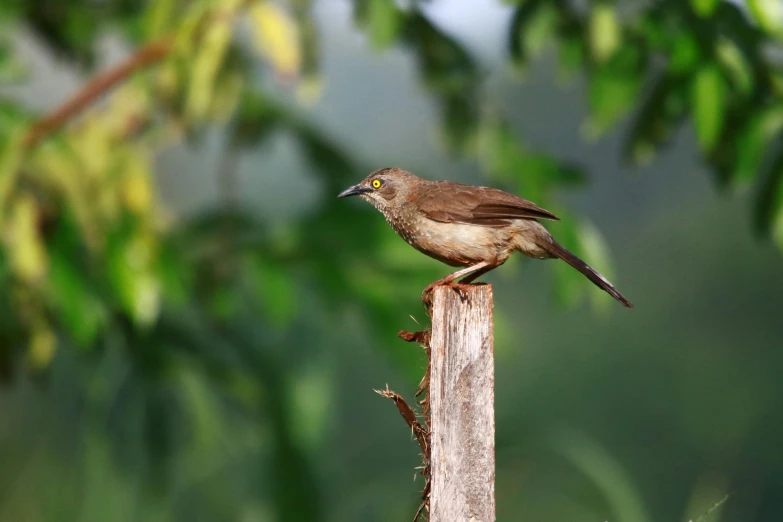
429, 284, 495, 522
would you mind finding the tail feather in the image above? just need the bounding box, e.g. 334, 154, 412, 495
537, 238, 634, 308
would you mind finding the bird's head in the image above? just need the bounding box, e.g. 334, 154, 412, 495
337, 167, 418, 212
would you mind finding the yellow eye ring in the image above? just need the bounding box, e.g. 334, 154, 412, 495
371, 179, 382, 189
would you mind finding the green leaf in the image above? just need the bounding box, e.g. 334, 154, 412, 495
367, 0, 402, 50
48, 248, 106, 347
732, 105, 783, 185
509, 0, 565, 71
585, 46, 646, 138
107, 230, 161, 327
668, 32, 701, 74
522, 2, 558, 63
508, 0, 541, 68
691, 0, 719, 18
589, 3, 621, 63
715, 37, 754, 95
691, 62, 727, 152
557, 33, 584, 79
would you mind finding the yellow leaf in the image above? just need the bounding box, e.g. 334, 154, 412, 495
32, 143, 102, 250
8, 195, 48, 284
27, 320, 57, 370
71, 115, 113, 179
210, 71, 245, 121
156, 61, 180, 99
590, 4, 621, 63
107, 85, 151, 136
187, 16, 233, 119
250, 1, 301, 81
145, 0, 176, 38
121, 148, 153, 215
174, 3, 211, 55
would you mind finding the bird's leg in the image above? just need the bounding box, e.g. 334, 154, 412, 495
458, 264, 496, 285
421, 261, 491, 307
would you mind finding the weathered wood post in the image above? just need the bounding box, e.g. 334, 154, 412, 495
379, 284, 495, 521
429, 284, 495, 521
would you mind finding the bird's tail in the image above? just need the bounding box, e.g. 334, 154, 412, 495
536, 238, 634, 308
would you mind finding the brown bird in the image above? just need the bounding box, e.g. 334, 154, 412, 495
338, 167, 633, 308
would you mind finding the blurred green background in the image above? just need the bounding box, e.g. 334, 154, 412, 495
1, 0, 782, 520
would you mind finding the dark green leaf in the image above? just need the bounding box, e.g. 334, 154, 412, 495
668, 32, 702, 74
586, 46, 646, 138
625, 74, 689, 165
508, 0, 545, 68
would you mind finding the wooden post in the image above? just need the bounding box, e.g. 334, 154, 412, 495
429, 284, 496, 522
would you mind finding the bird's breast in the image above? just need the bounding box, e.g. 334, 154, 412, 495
386, 212, 516, 267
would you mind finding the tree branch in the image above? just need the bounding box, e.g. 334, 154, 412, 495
22, 38, 174, 148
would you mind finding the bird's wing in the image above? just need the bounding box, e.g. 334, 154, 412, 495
416, 182, 559, 226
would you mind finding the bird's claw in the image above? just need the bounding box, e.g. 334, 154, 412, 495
421, 285, 435, 310
421, 282, 470, 308
450, 283, 469, 303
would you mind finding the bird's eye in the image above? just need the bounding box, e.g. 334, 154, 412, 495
371, 179, 382, 189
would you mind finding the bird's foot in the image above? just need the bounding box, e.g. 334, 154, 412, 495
421, 281, 470, 308
421, 283, 436, 310
447, 282, 470, 303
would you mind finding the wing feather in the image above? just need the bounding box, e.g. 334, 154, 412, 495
416, 182, 559, 225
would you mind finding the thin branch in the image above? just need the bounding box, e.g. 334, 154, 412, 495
374, 385, 429, 456
381, 328, 434, 522
374, 384, 431, 522
22, 38, 174, 148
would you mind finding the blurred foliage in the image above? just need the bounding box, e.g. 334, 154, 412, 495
0, 0, 782, 520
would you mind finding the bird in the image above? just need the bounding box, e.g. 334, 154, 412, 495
337, 167, 633, 308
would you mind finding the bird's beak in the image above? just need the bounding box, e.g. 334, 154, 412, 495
337, 184, 372, 198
